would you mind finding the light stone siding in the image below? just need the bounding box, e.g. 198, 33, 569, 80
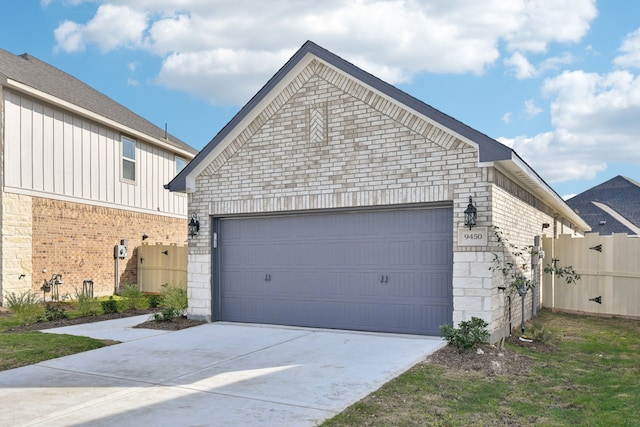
186, 251, 211, 321
0, 193, 33, 305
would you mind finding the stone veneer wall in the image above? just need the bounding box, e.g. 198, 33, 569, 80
0, 194, 187, 304
1, 193, 34, 304
186, 59, 491, 322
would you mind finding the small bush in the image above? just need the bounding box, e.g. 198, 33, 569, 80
153, 285, 187, 322
4, 291, 44, 326
161, 285, 187, 313
148, 294, 162, 309
121, 284, 148, 310
43, 303, 69, 321
440, 317, 490, 352
153, 307, 182, 322
101, 297, 120, 315
74, 289, 101, 317
528, 321, 558, 343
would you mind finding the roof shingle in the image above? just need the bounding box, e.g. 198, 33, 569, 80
567, 176, 640, 235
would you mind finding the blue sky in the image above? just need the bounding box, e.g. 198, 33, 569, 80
1, 1, 638, 198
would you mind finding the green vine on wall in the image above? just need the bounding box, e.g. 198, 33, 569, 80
490, 226, 581, 291
489, 225, 537, 294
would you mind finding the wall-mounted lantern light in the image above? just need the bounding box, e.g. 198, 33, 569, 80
464, 196, 477, 230
188, 213, 200, 238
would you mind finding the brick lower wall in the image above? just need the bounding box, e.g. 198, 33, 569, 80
31, 197, 187, 299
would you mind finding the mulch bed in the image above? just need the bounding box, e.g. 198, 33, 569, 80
426, 335, 555, 376
1, 308, 205, 333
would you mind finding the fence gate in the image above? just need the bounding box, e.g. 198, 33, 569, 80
137, 243, 187, 293
542, 233, 640, 318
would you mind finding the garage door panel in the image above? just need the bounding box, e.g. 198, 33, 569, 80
217, 207, 452, 335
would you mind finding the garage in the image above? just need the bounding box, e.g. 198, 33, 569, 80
212, 206, 453, 335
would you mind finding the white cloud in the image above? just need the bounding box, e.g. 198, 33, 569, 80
501, 68, 640, 182
54, 21, 86, 52
524, 99, 543, 118
614, 29, 640, 69
52, 0, 598, 105
54, 4, 147, 53
501, 112, 512, 124
156, 48, 296, 105
505, 51, 574, 79
505, 52, 536, 79
502, 0, 597, 53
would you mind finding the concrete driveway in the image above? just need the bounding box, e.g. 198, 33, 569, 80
0, 316, 445, 426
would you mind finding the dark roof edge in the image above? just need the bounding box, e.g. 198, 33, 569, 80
167, 40, 515, 191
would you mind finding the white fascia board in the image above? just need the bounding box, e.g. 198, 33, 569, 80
5, 78, 195, 159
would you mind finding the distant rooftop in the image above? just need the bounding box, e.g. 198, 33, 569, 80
0, 48, 197, 156
567, 176, 640, 235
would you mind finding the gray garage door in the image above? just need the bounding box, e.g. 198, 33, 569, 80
214, 207, 452, 335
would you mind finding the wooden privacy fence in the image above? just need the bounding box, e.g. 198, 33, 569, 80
542, 233, 640, 318
137, 243, 187, 293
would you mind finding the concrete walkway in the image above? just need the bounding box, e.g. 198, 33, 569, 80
0, 317, 445, 426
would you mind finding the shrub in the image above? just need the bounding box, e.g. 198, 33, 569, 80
527, 321, 558, 343
440, 317, 490, 352
4, 291, 44, 326
43, 303, 69, 321
153, 307, 182, 322
74, 289, 101, 317
161, 285, 187, 313
121, 284, 148, 310
101, 297, 120, 314
153, 285, 187, 322
148, 294, 162, 309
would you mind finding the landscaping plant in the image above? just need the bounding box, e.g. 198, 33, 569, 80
440, 317, 490, 352
101, 297, 120, 314
43, 303, 69, 321
74, 288, 101, 317
4, 291, 44, 326
153, 284, 187, 321
120, 284, 149, 310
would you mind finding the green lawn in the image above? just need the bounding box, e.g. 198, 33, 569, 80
0, 331, 112, 371
322, 310, 640, 426
0, 303, 118, 371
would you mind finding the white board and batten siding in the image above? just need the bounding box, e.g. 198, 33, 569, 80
3, 90, 187, 217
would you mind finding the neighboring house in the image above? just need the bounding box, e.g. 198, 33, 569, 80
167, 41, 589, 340
0, 48, 198, 304
566, 176, 640, 236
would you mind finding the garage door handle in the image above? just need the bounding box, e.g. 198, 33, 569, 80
380, 275, 384, 283
380, 275, 389, 283
265, 274, 271, 282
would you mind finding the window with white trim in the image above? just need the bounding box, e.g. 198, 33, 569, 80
121, 136, 136, 182
175, 156, 186, 175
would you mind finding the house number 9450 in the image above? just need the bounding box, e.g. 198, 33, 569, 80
464, 233, 484, 240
